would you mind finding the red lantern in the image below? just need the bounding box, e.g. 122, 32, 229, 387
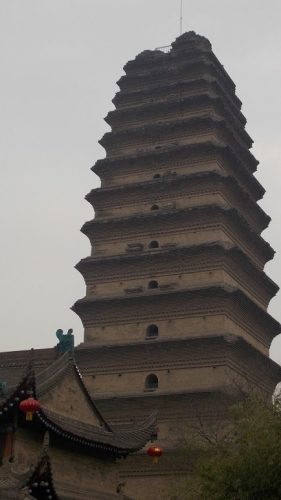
19, 397, 40, 421
147, 445, 163, 464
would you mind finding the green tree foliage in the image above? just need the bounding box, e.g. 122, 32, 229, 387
184, 397, 281, 500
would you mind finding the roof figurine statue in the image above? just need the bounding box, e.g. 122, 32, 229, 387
55, 328, 74, 353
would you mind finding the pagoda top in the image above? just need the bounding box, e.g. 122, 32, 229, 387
129, 31, 212, 63
123, 31, 236, 94
124, 31, 211, 68
171, 30, 212, 51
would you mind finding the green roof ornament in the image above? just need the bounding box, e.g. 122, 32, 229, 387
56, 329, 74, 353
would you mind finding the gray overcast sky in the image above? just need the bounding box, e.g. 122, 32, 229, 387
1, 0, 281, 363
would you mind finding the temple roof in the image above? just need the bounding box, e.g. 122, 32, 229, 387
0, 351, 157, 459
38, 406, 156, 451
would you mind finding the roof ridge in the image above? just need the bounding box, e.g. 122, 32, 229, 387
72, 354, 112, 431
35, 351, 71, 396
38, 406, 157, 452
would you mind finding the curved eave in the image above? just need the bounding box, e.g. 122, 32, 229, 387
0, 352, 112, 434
35, 351, 112, 431
75, 242, 279, 297
35, 408, 156, 459
106, 94, 252, 147
117, 57, 207, 87
26, 455, 59, 500
113, 77, 246, 126
72, 355, 112, 431
0, 388, 35, 429
92, 143, 262, 198
35, 411, 128, 458
76, 336, 281, 389
0, 360, 157, 458
118, 53, 239, 107
81, 205, 274, 262
72, 285, 281, 336
86, 171, 269, 231
0, 368, 35, 422
99, 116, 257, 170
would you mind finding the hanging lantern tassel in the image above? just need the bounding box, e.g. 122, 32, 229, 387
26, 411, 33, 422
147, 446, 163, 464
19, 397, 41, 421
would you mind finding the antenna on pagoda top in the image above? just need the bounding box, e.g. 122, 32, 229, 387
180, 0, 183, 35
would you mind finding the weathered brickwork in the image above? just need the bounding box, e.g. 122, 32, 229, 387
73, 33, 281, 465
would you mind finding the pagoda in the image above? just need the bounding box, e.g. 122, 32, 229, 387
73, 30, 281, 451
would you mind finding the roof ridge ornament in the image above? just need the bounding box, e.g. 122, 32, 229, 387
56, 328, 74, 354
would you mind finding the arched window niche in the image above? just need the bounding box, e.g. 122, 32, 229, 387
148, 280, 159, 289
150, 204, 159, 211
145, 374, 159, 391
153, 174, 161, 179
146, 324, 159, 339
148, 240, 159, 249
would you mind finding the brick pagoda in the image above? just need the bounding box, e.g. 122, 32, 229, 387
73, 31, 281, 451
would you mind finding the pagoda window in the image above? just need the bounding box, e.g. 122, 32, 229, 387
153, 174, 161, 179
148, 240, 159, 249
145, 374, 158, 391
151, 204, 159, 210
146, 324, 159, 338
148, 280, 158, 289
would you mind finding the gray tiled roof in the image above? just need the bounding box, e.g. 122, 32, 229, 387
0, 349, 157, 456
39, 406, 157, 451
